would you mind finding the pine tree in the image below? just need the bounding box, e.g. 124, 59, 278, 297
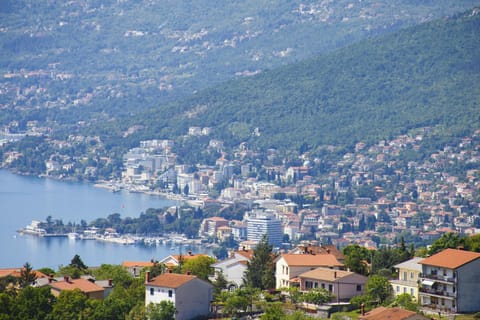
243, 235, 276, 290
19, 262, 37, 288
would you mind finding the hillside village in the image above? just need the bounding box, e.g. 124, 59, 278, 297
2, 243, 480, 319
5, 122, 478, 250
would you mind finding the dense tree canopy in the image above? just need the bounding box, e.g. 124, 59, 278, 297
244, 235, 277, 290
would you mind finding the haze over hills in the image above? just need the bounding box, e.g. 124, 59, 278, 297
0, 0, 479, 122
0, 3, 479, 173
115, 8, 480, 154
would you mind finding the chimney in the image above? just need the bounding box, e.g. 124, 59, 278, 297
63, 275, 69, 283
361, 303, 365, 316
145, 271, 150, 283
49, 274, 54, 283
108, 279, 112, 287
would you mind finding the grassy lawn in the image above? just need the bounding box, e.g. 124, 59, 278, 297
454, 315, 476, 320
330, 310, 361, 320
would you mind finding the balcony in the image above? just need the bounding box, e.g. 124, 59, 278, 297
421, 304, 456, 314
419, 287, 456, 299
420, 273, 455, 284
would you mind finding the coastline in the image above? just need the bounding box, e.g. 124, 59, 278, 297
93, 180, 187, 202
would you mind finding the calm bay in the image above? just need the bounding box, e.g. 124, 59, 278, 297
0, 170, 205, 269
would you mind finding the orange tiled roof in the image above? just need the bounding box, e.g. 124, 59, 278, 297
0, 268, 48, 279
122, 261, 155, 268
235, 250, 254, 260
419, 248, 480, 269
359, 307, 427, 320
207, 216, 228, 221
279, 254, 344, 267
299, 267, 358, 281
50, 278, 104, 293
147, 273, 196, 288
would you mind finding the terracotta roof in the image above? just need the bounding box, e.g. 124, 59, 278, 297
0, 268, 48, 279
419, 248, 480, 269
235, 250, 254, 260
299, 267, 360, 282
359, 307, 427, 320
293, 245, 345, 260
50, 278, 104, 293
207, 217, 228, 221
147, 273, 196, 288
122, 261, 154, 268
279, 254, 344, 267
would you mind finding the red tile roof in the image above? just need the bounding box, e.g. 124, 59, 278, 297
147, 273, 196, 288
50, 278, 104, 293
299, 267, 358, 281
122, 261, 154, 268
279, 254, 344, 267
0, 268, 48, 279
419, 248, 480, 269
235, 250, 254, 260
359, 307, 428, 320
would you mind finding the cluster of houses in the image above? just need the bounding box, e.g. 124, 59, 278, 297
3, 246, 480, 319
122, 129, 480, 252
3, 124, 480, 252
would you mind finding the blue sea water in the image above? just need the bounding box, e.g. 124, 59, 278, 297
0, 170, 205, 269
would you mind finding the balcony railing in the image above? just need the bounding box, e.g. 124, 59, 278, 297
420, 273, 455, 283
422, 304, 456, 314
419, 287, 456, 298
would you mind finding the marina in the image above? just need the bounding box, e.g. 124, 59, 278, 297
17, 220, 210, 249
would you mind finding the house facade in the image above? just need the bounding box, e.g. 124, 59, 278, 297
275, 253, 344, 289
419, 248, 480, 313
145, 272, 213, 320
122, 261, 154, 277
210, 250, 252, 290
298, 267, 367, 302
390, 257, 423, 301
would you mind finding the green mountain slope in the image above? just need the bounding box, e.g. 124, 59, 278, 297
0, 0, 479, 121
131, 8, 480, 152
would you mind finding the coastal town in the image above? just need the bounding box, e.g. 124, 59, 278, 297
5, 121, 479, 252
4, 123, 480, 319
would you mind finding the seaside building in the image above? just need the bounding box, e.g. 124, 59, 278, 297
246, 211, 282, 247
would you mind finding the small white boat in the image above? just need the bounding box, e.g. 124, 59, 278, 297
68, 232, 79, 240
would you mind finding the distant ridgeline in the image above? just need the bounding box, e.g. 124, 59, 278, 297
128, 8, 480, 154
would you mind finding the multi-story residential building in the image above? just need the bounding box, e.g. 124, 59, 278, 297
145, 272, 213, 320
419, 248, 480, 313
198, 217, 229, 238
390, 257, 423, 301
246, 212, 283, 246
275, 253, 344, 289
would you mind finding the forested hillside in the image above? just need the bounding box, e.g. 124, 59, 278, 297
125, 8, 480, 153
0, 0, 478, 124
